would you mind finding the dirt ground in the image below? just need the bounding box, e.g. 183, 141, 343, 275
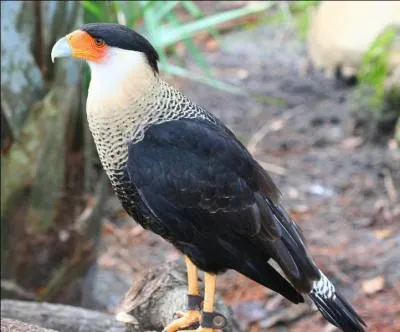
96, 23, 400, 332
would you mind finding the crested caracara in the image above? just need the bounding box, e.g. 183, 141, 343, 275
52, 23, 366, 332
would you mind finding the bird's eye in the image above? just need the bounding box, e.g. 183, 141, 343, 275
94, 38, 105, 47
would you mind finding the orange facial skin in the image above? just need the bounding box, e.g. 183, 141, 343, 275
66, 30, 108, 62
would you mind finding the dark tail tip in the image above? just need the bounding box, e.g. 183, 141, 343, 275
310, 291, 366, 332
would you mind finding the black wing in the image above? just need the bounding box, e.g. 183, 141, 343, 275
125, 117, 319, 302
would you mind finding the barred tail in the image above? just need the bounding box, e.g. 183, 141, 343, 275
309, 272, 366, 332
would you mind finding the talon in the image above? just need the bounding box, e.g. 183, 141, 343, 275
173, 310, 186, 319
163, 310, 201, 332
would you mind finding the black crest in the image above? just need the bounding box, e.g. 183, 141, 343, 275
81, 23, 159, 73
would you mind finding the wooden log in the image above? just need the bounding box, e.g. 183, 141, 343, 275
1, 300, 129, 332
1, 319, 58, 332
2, 262, 239, 332
116, 261, 239, 332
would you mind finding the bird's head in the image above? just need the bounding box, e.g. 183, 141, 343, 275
51, 23, 159, 73
52, 23, 160, 103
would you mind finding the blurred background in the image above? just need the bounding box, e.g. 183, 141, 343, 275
1, 1, 399, 331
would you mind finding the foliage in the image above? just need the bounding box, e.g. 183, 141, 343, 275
238, 1, 320, 39
288, 0, 319, 40
357, 27, 398, 108
82, 0, 273, 94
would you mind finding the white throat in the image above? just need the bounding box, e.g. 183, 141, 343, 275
86, 47, 157, 118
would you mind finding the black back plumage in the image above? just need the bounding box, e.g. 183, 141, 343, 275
81, 23, 159, 72
124, 118, 321, 302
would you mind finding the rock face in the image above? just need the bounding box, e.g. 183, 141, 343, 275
307, 1, 400, 78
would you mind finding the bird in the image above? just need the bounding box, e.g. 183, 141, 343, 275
51, 23, 366, 332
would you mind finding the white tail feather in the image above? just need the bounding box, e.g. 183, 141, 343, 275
311, 271, 336, 300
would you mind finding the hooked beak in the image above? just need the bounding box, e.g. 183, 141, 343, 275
51, 37, 72, 63
51, 30, 108, 63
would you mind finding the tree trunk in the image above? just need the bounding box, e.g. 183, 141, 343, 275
1, 1, 106, 303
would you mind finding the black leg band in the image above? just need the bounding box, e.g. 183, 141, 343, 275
187, 294, 203, 311
201, 311, 227, 329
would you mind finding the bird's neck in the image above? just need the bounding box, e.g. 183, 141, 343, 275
86, 49, 159, 120
85, 49, 160, 178
85, 50, 213, 179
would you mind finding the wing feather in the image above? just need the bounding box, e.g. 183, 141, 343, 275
126, 117, 319, 297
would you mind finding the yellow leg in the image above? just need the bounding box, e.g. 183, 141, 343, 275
183, 273, 219, 332
203, 272, 216, 312
200, 273, 217, 332
186, 256, 199, 296
162, 256, 201, 332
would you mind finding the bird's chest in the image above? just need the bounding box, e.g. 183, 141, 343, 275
86, 107, 136, 212
86, 118, 155, 229
86, 92, 139, 178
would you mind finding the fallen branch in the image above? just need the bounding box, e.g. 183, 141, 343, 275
116, 261, 239, 332
2, 262, 238, 332
1, 318, 57, 332
1, 300, 128, 332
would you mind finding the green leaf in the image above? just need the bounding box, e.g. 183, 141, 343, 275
358, 27, 397, 106
82, 1, 278, 95
82, 1, 112, 22
181, 1, 203, 18
165, 11, 210, 73
160, 63, 245, 95
124, 1, 145, 26
82, 1, 103, 19
181, 1, 220, 40
156, 2, 273, 48
153, 1, 180, 23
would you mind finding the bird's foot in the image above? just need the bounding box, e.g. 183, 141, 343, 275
162, 310, 201, 332
173, 310, 228, 332
179, 329, 213, 332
